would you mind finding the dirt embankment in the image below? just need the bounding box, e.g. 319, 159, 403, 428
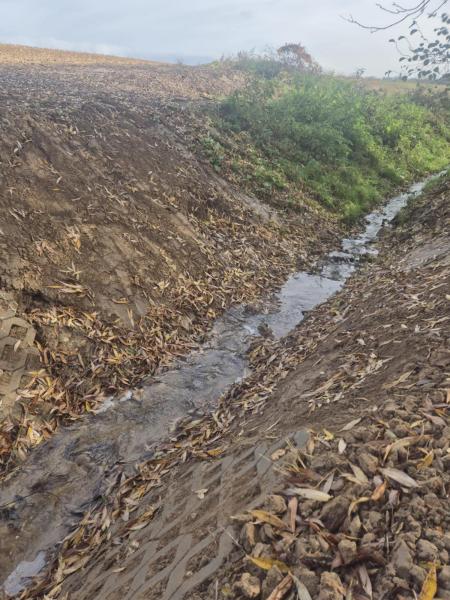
0, 45, 339, 474
18, 177, 448, 600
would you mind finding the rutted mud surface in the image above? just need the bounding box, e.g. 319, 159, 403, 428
0, 45, 340, 479
0, 177, 437, 594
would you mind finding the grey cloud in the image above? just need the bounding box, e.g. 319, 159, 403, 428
0, 0, 432, 75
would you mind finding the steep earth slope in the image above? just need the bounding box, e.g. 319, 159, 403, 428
16, 175, 448, 600
0, 45, 338, 474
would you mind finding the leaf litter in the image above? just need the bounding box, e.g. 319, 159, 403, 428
0, 54, 448, 600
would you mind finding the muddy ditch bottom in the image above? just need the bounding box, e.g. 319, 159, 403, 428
0, 177, 435, 595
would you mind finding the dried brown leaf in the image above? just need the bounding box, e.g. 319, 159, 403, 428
380, 467, 418, 488
266, 574, 293, 600
286, 487, 332, 502
247, 556, 289, 573
249, 509, 287, 531
418, 564, 437, 600
341, 417, 362, 431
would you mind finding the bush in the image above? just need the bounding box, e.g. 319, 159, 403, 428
210, 72, 450, 222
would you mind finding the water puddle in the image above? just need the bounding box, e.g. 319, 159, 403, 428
0, 175, 436, 594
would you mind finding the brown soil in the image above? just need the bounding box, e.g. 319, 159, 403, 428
11, 171, 449, 597
0, 45, 339, 475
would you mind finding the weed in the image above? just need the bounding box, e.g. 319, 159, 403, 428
209, 72, 450, 222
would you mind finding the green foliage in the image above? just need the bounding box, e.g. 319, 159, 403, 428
201, 135, 225, 171
210, 73, 450, 222
390, 11, 450, 81
227, 51, 286, 80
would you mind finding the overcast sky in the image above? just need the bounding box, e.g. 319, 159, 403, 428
0, 0, 436, 75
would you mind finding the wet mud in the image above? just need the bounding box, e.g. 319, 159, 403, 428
0, 176, 438, 595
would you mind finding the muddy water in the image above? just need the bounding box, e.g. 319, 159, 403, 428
0, 177, 435, 595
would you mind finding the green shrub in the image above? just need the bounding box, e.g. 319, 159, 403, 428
201, 135, 225, 171
211, 73, 450, 222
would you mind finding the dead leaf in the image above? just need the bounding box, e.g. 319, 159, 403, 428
383, 370, 413, 390
322, 471, 335, 494
288, 496, 298, 533
350, 463, 369, 484
341, 417, 362, 431
338, 438, 347, 454
371, 480, 387, 501
291, 574, 313, 600
266, 574, 292, 600
286, 487, 332, 502
418, 450, 434, 469
358, 564, 373, 598
418, 564, 437, 600
349, 496, 370, 515
322, 429, 334, 441
247, 556, 289, 573
249, 509, 287, 531
206, 447, 224, 457
383, 436, 418, 462
381, 468, 419, 488
62, 555, 89, 575
423, 413, 446, 427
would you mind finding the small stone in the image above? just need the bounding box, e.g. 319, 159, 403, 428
417, 539, 439, 562
260, 524, 275, 543
338, 538, 357, 564
294, 539, 309, 559
391, 576, 410, 592
292, 567, 319, 596
310, 455, 328, 470
391, 420, 410, 438
423, 493, 441, 508
252, 543, 272, 558
438, 566, 450, 591
237, 573, 261, 599
402, 532, 417, 547
264, 494, 287, 515
405, 515, 421, 540
318, 535, 331, 552
426, 477, 444, 494
410, 495, 426, 517
349, 514, 362, 537
353, 428, 372, 442
361, 532, 376, 545
391, 539, 413, 579
261, 566, 283, 600
317, 572, 345, 600
308, 535, 321, 553
241, 523, 257, 553
357, 452, 378, 476
385, 430, 398, 441
365, 510, 383, 532
320, 496, 350, 532
300, 500, 318, 517
410, 565, 427, 588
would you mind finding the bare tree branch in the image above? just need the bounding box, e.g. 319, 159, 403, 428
345, 0, 447, 32
346, 0, 449, 80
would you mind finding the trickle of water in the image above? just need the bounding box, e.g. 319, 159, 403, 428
0, 174, 439, 594
3, 553, 46, 597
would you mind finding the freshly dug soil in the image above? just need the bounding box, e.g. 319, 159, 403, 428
0, 45, 338, 475
12, 169, 449, 597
